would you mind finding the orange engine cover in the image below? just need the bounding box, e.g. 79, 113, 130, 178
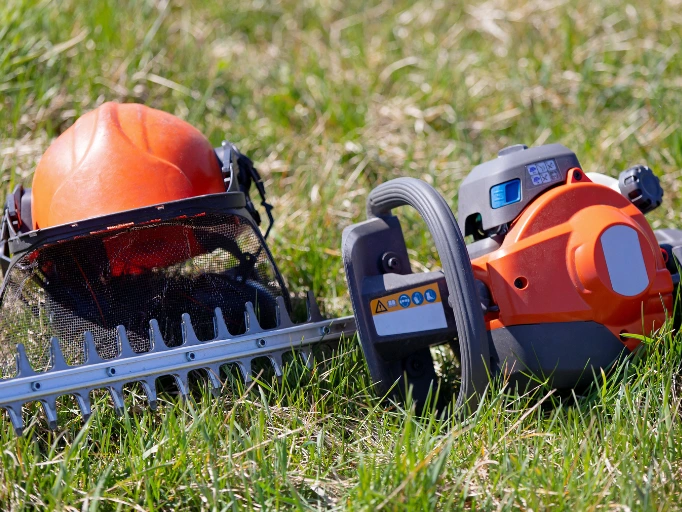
31, 102, 225, 229
471, 174, 673, 351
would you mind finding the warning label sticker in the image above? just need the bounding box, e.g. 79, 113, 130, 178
370, 284, 447, 336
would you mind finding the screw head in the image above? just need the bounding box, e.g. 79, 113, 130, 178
31, 381, 41, 392
381, 252, 402, 273
186, 352, 196, 362
256, 338, 267, 348
106, 367, 117, 377
319, 326, 331, 336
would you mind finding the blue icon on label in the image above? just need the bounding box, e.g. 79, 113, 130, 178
412, 291, 424, 305
424, 289, 437, 303
398, 294, 411, 308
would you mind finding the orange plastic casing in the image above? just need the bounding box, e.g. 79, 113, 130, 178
471, 172, 673, 351
31, 102, 225, 229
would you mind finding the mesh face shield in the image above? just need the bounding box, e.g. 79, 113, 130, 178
0, 211, 286, 378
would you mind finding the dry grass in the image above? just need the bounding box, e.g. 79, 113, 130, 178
2, 0, 682, 509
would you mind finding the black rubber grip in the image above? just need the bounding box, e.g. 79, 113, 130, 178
367, 177, 490, 411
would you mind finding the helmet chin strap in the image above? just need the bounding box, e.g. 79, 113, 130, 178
221, 141, 275, 240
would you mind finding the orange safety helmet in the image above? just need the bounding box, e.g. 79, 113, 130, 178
31, 102, 226, 229
0, 103, 285, 369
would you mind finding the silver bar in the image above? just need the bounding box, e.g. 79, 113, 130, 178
0, 314, 355, 428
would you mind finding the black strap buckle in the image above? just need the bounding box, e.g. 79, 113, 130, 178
221, 141, 275, 240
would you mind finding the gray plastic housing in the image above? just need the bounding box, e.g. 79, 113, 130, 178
343, 177, 490, 412
358, 271, 457, 359
489, 321, 626, 390
458, 144, 581, 237
342, 215, 444, 406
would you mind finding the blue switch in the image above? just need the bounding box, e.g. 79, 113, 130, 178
490, 179, 521, 209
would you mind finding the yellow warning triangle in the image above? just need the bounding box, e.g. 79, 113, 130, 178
375, 301, 388, 313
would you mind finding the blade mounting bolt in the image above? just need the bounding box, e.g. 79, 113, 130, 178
31, 382, 41, 392
186, 352, 196, 361
319, 326, 331, 336
107, 367, 117, 377
256, 338, 266, 348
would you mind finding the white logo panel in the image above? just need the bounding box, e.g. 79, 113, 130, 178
600, 225, 649, 296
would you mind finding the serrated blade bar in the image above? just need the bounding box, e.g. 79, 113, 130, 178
0, 314, 356, 422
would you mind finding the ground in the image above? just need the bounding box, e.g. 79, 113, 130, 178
2, 0, 682, 509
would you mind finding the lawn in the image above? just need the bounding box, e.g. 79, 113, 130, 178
2, 0, 682, 509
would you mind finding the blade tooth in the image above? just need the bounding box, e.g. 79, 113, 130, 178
276, 296, 294, 328
108, 385, 125, 416
117, 326, 136, 358
173, 371, 190, 399
74, 392, 92, 421
149, 319, 169, 352
244, 302, 263, 333
41, 397, 58, 431
140, 379, 158, 411
205, 367, 222, 397
213, 308, 232, 339
83, 332, 103, 364
48, 338, 69, 372
306, 291, 324, 322
298, 350, 313, 370
268, 352, 284, 377
237, 359, 253, 383
181, 313, 201, 346
5, 405, 24, 437
15, 344, 36, 378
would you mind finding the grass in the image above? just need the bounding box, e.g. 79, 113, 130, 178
2, 0, 682, 509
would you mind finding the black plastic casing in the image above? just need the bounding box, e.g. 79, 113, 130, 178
619, 164, 664, 214
342, 215, 448, 404
343, 178, 491, 412
359, 271, 456, 360
489, 322, 628, 391
0, 190, 291, 317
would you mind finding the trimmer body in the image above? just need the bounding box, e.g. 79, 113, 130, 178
473, 174, 672, 389
343, 143, 678, 409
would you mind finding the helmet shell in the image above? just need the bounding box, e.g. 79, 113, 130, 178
31, 102, 225, 229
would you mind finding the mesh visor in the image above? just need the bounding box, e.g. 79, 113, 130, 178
0, 213, 285, 377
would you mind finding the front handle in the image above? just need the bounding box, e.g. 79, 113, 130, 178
367, 177, 490, 410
